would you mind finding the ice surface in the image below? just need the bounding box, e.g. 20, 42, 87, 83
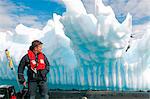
0, 0, 149, 91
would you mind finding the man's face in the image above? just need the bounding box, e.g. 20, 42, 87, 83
34, 44, 43, 53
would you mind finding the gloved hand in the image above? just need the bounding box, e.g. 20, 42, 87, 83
40, 70, 47, 81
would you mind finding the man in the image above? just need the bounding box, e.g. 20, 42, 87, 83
18, 40, 50, 99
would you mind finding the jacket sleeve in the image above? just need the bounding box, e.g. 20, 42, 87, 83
41, 54, 50, 76
18, 55, 27, 84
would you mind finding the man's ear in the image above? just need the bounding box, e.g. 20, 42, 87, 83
34, 47, 37, 51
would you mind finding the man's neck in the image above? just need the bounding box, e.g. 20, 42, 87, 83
33, 50, 38, 55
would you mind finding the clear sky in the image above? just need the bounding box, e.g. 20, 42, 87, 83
10, 0, 66, 20
0, 0, 149, 31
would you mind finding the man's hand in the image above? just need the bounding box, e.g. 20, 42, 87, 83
23, 81, 26, 87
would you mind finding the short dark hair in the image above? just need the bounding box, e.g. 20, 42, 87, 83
29, 40, 43, 50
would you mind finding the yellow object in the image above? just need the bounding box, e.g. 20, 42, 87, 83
5, 49, 13, 70
5, 49, 10, 58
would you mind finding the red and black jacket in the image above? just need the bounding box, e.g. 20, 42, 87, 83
18, 50, 50, 84
28, 50, 46, 71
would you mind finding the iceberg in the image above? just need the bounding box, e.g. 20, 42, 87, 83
0, 0, 149, 91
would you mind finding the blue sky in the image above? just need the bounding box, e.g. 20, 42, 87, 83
0, 0, 149, 31
102, 0, 150, 25
11, 0, 65, 21
0, 0, 66, 31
